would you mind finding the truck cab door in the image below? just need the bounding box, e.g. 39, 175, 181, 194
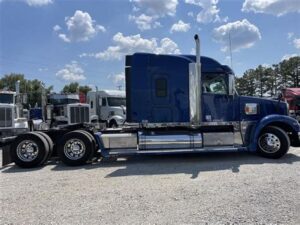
88, 94, 96, 117
99, 98, 109, 121
202, 73, 237, 122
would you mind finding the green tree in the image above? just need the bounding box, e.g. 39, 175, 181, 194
79, 85, 92, 95
0, 73, 53, 107
62, 82, 79, 93
235, 56, 300, 97
62, 82, 91, 95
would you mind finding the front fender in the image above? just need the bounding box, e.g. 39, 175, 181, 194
108, 115, 126, 125
90, 114, 99, 122
249, 114, 300, 151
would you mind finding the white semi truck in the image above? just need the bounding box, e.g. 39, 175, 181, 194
29, 93, 91, 130
0, 84, 29, 143
87, 90, 126, 128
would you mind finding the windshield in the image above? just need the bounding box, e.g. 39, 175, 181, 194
107, 97, 126, 107
49, 98, 79, 105
0, 93, 14, 104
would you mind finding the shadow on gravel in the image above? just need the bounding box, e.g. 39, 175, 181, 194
98, 152, 300, 179
2, 152, 300, 179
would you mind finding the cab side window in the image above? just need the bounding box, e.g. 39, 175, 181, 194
203, 74, 228, 94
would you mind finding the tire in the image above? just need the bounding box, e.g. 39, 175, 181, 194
36, 132, 54, 163
257, 126, 290, 159
58, 130, 95, 166
11, 132, 49, 168
109, 120, 118, 128
77, 130, 97, 152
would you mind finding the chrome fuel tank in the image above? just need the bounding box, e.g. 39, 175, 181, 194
138, 132, 202, 150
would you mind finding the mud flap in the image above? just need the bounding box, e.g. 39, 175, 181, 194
2, 144, 13, 166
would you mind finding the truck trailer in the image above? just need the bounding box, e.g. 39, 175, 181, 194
2, 35, 300, 168
281, 88, 300, 122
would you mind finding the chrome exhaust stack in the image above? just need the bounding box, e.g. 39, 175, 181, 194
189, 34, 202, 126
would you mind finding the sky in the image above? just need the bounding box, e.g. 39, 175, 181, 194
0, 0, 299, 92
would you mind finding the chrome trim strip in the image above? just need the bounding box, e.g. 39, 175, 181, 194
108, 146, 246, 155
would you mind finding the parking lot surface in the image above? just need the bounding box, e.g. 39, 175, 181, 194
1, 148, 300, 225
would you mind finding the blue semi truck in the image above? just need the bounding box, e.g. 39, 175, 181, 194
2, 35, 300, 168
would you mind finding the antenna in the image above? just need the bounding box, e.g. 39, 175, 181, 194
229, 32, 233, 70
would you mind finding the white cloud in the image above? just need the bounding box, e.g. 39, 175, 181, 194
293, 38, 300, 49
170, 20, 191, 33
155, 38, 181, 54
81, 32, 180, 61
58, 34, 70, 43
56, 61, 86, 82
25, 0, 53, 6
1, 0, 53, 6
130, 0, 178, 17
57, 10, 105, 43
287, 32, 294, 40
281, 53, 298, 61
38, 67, 48, 72
242, 0, 300, 16
53, 25, 61, 32
185, 0, 227, 23
213, 19, 261, 52
190, 48, 195, 54
108, 72, 126, 85
129, 14, 161, 31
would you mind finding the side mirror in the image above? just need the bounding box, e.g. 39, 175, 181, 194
228, 74, 235, 96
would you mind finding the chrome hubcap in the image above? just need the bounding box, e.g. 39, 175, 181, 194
16, 140, 39, 162
259, 133, 281, 153
64, 139, 86, 160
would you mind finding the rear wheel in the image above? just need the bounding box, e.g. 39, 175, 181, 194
257, 126, 290, 159
36, 132, 54, 163
58, 130, 95, 166
11, 132, 49, 168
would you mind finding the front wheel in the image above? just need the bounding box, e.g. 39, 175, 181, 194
257, 126, 290, 159
109, 120, 118, 128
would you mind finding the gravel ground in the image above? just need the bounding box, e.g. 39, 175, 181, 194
1, 147, 300, 225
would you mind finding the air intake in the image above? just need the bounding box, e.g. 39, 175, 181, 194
69, 105, 89, 124
0, 106, 13, 128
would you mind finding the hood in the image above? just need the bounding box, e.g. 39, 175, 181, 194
239, 96, 288, 120
109, 106, 126, 117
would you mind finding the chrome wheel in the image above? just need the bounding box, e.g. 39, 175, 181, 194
64, 139, 86, 160
258, 133, 281, 153
16, 140, 39, 162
